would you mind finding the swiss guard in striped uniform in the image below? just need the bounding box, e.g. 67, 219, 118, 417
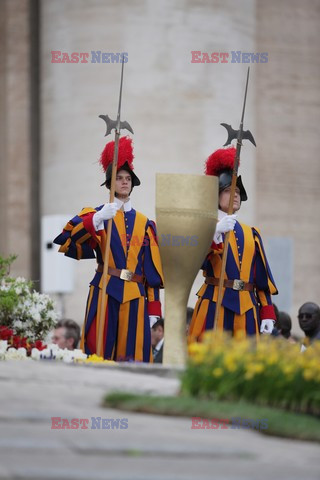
54, 137, 164, 362
188, 147, 278, 340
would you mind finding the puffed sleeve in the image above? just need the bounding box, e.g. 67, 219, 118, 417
53, 207, 100, 260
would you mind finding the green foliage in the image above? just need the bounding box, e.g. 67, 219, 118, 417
0, 254, 17, 280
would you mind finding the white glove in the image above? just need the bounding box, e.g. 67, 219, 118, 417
93, 203, 117, 231
149, 316, 159, 328
213, 214, 237, 244
260, 319, 275, 335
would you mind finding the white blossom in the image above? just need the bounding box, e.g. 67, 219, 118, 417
1, 342, 88, 362
0, 340, 8, 354
0, 275, 58, 342
31, 348, 41, 360
5, 348, 28, 360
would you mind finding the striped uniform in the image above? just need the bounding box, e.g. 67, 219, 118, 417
54, 205, 164, 362
189, 221, 277, 340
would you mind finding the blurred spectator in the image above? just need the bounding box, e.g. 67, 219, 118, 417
186, 307, 194, 336
277, 311, 296, 343
298, 302, 320, 346
151, 318, 164, 363
51, 319, 81, 350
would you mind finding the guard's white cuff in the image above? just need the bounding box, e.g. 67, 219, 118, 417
92, 212, 104, 231
260, 319, 275, 335
213, 232, 223, 244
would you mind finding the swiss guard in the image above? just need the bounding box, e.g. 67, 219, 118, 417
54, 136, 164, 362
188, 146, 278, 340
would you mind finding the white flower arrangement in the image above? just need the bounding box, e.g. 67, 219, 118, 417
0, 269, 58, 343
5, 347, 28, 360
1, 343, 87, 362
32, 344, 88, 362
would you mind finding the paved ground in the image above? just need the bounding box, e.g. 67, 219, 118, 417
0, 360, 319, 480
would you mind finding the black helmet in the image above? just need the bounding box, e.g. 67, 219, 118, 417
218, 170, 247, 202
101, 161, 141, 189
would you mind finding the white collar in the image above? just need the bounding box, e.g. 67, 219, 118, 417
218, 209, 227, 220
155, 337, 164, 351
114, 196, 132, 212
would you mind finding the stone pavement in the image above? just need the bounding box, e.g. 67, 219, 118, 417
0, 360, 319, 480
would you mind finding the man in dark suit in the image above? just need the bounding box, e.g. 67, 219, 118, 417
151, 318, 164, 363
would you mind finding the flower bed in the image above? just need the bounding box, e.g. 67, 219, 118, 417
182, 332, 320, 416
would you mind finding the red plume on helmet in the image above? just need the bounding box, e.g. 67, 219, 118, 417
205, 146, 247, 202
99, 136, 140, 189
99, 136, 134, 173
205, 147, 238, 176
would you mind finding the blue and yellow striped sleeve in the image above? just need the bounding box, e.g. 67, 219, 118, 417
53, 207, 99, 260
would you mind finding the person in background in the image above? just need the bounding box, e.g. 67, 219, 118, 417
186, 307, 194, 336
298, 302, 320, 348
52, 319, 81, 350
151, 318, 164, 363
277, 311, 296, 343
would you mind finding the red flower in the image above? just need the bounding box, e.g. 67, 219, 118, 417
11, 335, 28, 349
0, 326, 13, 340
0, 324, 47, 356
31, 340, 47, 351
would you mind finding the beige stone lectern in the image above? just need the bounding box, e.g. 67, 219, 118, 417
156, 174, 218, 366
